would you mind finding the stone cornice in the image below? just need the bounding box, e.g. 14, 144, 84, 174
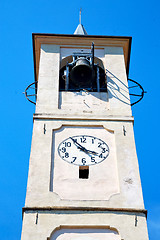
22, 206, 147, 218
33, 113, 134, 122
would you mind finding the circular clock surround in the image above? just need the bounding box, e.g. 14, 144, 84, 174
58, 135, 109, 166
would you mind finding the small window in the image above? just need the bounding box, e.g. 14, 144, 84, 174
79, 166, 89, 179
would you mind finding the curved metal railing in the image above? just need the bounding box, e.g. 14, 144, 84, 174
25, 81, 37, 105
24, 79, 146, 106
128, 78, 146, 106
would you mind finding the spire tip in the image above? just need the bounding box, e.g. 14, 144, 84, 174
79, 8, 82, 24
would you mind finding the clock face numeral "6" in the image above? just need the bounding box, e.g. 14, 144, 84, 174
58, 135, 109, 166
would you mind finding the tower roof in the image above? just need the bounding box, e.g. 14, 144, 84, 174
74, 24, 88, 35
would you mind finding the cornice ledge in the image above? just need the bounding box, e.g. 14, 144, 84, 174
22, 206, 147, 217
33, 113, 134, 122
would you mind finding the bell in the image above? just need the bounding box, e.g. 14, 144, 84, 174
70, 58, 93, 86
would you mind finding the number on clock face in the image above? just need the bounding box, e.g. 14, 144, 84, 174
58, 135, 109, 166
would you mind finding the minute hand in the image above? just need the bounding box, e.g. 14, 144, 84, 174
70, 137, 98, 155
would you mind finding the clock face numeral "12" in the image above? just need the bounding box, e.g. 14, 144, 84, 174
58, 135, 109, 166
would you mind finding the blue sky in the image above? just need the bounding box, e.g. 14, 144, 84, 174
0, 0, 160, 239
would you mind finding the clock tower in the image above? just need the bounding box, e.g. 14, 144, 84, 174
21, 26, 149, 240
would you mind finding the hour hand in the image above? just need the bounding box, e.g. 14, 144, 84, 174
70, 137, 85, 150
70, 137, 98, 155
86, 149, 98, 155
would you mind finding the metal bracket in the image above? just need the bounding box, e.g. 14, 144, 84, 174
123, 126, 126, 136
35, 213, 38, 224
135, 215, 138, 226
43, 124, 46, 134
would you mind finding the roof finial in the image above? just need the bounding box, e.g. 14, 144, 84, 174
79, 8, 82, 24
74, 8, 88, 35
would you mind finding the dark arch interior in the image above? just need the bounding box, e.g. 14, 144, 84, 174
59, 60, 107, 92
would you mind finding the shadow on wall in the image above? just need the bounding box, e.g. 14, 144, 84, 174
65, 69, 130, 106
106, 69, 130, 106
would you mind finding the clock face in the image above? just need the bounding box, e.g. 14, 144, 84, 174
58, 135, 109, 166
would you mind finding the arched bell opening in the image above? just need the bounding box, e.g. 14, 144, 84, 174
59, 44, 107, 92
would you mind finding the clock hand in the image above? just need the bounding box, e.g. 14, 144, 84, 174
70, 137, 98, 155
70, 137, 87, 151
85, 149, 98, 155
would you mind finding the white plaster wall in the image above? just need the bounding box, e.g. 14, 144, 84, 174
36, 44, 60, 113
105, 47, 132, 116
21, 42, 148, 240
35, 44, 132, 116
21, 212, 149, 240
25, 119, 144, 209
50, 228, 121, 240
52, 126, 119, 200
59, 92, 109, 112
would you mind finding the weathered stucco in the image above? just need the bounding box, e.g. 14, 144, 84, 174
21, 211, 149, 240
25, 120, 144, 209
21, 36, 149, 240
